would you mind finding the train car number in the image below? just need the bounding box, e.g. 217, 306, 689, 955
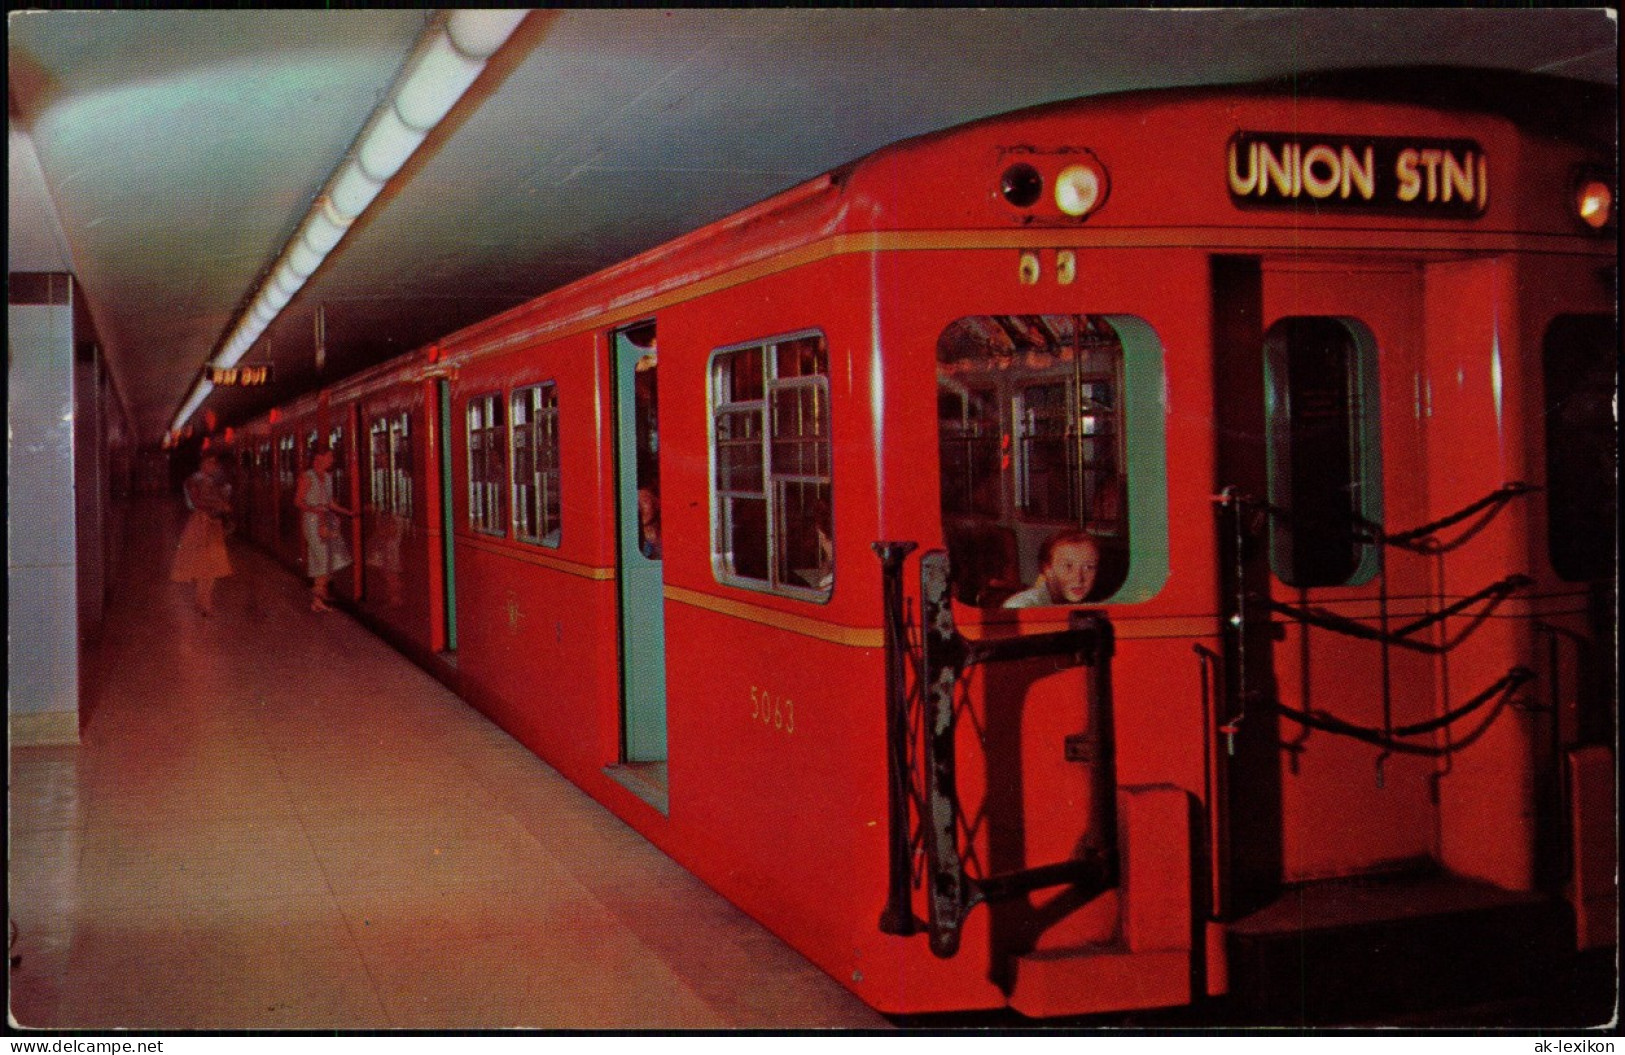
749, 686, 795, 735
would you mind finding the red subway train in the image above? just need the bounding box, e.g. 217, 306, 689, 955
221, 73, 1616, 1019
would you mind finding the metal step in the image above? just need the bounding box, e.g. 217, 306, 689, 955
1224, 871, 1572, 1024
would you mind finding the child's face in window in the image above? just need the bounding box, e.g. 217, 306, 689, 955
1045, 540, 1099, 603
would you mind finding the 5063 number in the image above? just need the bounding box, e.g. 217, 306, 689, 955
749, 686, 795, 735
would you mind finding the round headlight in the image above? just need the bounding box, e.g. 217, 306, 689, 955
1576, 177, 1613, 230
1055, 162, 1105, 218
1001, 163, 1043, 208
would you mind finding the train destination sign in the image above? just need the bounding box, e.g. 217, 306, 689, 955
1227, 132, 1488, 217
206, 364, 273, 386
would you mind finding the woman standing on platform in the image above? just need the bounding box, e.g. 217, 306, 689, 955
296, 447, 353, 612
171, 452, 234, 615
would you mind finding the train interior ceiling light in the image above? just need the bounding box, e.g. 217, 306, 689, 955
168, 9, 529, 440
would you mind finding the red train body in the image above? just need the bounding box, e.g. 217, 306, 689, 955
226, 78, 1616, 1018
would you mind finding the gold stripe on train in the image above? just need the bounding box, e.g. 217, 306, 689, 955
457, 535, 614, 581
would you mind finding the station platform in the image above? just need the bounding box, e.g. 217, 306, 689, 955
8, 498, 891, 1031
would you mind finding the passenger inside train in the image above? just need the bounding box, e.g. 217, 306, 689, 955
1001, 530, 1101, 608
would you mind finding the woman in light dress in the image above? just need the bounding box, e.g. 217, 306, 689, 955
296, 447, 354, 612
171, 452, 234, 614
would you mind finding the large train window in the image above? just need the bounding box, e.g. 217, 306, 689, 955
937, 314, 1167, 608
1543, 314, 1615, 582
1263, 316, 1382, 588
466, 392, 507, 536
710, 331, 833, 601
511, 383, 561, 547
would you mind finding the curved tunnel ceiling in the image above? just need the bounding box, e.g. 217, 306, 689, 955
8, 8, 1618, 444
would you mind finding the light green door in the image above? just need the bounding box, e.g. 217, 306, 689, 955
438, 379, 458, 652
614, 323, 666, 761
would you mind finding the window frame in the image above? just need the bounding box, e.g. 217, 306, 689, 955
934, 313, 1168, 608
366, 411, 415, 519
368, 417, 390, 512
277, 435, 296, 487
389, 411, 413, 521
708, 329, 834, 603
509, 381, 562, 548
466, 391, 508, 536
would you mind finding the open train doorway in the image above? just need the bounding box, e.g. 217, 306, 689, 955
611, 321, 668, 804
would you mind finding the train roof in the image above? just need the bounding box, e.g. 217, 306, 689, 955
393, 67, 1619, 372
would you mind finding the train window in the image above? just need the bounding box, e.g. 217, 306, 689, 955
632, 353, 660, 561
467, 392, 507, 536
1263, 316, 1382, 588
328, 426, 348, 509
511, 383, 561, 547
366, 413, 414, 518
277, 436, 296, 487
390, 413, 413, 520
938, 314, 1148, 608
710, 332, 833, 600
368, 419, 390, 512
1543, 315, 1615, 582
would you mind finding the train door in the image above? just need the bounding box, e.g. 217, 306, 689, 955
1215, 258, 1439, 902
612, 321, 666, 765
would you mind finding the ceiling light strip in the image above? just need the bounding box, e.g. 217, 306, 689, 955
170, 9, 527, 437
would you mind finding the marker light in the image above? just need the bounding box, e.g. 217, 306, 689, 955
1055, 161, 1106, 218
1001, 163, 1043, 208
1576, 177, 1613, 230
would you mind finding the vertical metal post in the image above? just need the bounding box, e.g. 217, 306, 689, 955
1076, 611, 1118, 862
919, 549, 969, 957
873, 541, 918, 936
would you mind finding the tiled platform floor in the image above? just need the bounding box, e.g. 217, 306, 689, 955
8, 498, 891, 1031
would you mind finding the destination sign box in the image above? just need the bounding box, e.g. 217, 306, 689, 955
207, 364, 273, 386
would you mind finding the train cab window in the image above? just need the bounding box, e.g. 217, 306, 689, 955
467, 393, 507, 535
511, 383, 561, 547
1263, 316, 1382, 588
710, 331, 833, 600
1543, 314, 1615, 582
937, 314, 1168, 609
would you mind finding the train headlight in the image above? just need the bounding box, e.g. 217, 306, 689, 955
1054, 159, 1107, 218
1576, 176, 1613, 230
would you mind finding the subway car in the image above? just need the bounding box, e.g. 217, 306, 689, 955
227, 72, 1616, 1019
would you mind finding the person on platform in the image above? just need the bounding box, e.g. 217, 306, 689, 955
296, 447, 354, 612
170, 453, 234, 615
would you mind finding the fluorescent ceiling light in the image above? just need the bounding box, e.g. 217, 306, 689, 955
170, 9, 528, 437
